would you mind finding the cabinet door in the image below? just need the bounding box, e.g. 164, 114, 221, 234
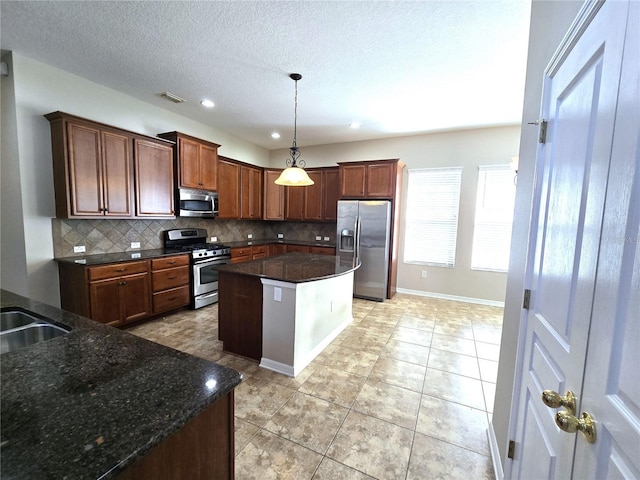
285, 186, 305, 220
90, 278, 123, 326
366, 163, 395, 198
286, 244, 310, 253
102, 130, 132, 216
270, 244, 287, 256
264, 170, 285, 220
178, 138, 201, 189
134, 139, 175, 217
303, 170, 323, 220
120, 272, 152, 324
67, 122, 103, 215
199, 144, 218, 191
310, 246, 336, 255
322, 169, 340, 221
241, 166, 262, 219
339, 164, 366, 197
218, 159, 240, 219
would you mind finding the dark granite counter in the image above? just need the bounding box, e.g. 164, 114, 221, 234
0, 290, 242, 480
225, 239, 336, 249
53, 248, 185, 266
216, 252, 358, 283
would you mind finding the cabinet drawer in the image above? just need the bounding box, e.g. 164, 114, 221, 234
153, 285, 190, 313
152, 266, 190, 292
252, 245, 268, 255
152, 255, 190, 270
286, 244, 310, 253
310, 246, 336, 255
231, 255, 251, 264
231, 247, 252, 258
89, 260, 149, 281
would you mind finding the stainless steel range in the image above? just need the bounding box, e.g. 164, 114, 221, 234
163, 228, 231, 309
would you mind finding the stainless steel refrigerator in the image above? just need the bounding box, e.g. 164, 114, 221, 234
336, 200, 392, 301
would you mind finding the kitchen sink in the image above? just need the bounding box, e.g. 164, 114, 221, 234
0, 309, 70, 354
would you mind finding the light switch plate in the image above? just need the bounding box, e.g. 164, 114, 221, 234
248, 233, 253, 239
131, 242, 141, 249
211, 236, 217, 242
315, 236, 321, 241
277, 233, 284, 239
323, 237, 330, 241
274, 287, 282, 302
73, 245, 86, 253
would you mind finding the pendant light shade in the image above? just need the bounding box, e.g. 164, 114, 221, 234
274, 73, 314, 187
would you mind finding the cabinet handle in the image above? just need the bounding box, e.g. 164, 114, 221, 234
168, 261, 176, 265
167, 276, 177, 280
115, 267, 126, 272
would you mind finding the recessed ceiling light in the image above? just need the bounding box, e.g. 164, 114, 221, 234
200, 99, 214, 108
350, 122, 361, 129
271, 132, 281, 139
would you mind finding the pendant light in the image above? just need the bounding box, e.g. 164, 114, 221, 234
274, 73, 314, 186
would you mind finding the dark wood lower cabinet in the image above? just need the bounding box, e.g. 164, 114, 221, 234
117, 391, 235, 480
218, 271, 262, 361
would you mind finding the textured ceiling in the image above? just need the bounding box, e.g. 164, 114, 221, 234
1, 1, 531, 149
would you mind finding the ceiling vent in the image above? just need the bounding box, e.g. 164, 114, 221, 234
159, 91, 186, 104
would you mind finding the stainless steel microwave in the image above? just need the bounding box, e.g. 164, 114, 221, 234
178, 188, 218, 218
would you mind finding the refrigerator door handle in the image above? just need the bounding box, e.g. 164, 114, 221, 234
355, 216, 361, 262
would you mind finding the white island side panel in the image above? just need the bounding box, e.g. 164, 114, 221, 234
260, 272, 354, 376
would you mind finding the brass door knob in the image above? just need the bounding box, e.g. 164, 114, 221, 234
555, 411, 597, 443
541, 390, 576, 415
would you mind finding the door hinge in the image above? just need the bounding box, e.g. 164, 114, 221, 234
523, 289, 531, 310
508, 440, 516, 459
528, 119, 547, 144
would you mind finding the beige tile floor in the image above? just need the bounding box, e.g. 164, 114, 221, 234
127, 293, 502, 480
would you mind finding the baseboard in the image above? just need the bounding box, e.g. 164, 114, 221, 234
487, 422, 505, 480
396, 288, 505, 307
259, 358, 294, 377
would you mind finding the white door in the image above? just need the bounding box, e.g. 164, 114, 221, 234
510, 1, 630, 478
572, 1, 640, 476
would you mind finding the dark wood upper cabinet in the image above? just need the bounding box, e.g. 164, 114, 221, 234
303, 170, 323, 221
134, 139, 175, 217
47, 113, 133, 218
338, 159, 403, 199
217, 157, 240, 219
240, 165, 262, 219
158, 131, 219, 191
322, 168, 340, 221
45, 111, 174, 219
338, 164, 366, 198
263, 169, 285, 220
284, 167, 339, 222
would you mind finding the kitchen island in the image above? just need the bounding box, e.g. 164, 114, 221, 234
217, 252, 358, 377
0, 290, 242, 480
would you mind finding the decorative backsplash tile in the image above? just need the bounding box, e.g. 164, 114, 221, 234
52, 218, 336, 257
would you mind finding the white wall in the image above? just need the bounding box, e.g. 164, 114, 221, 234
1, 51, 269, 306
491, 0, 584, 474
270, 126, 521, 303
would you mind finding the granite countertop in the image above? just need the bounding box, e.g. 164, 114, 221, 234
216, 252, 359, 283
53, 248, 187, 266
0, 290, 242, 480
225, 239, 336, 249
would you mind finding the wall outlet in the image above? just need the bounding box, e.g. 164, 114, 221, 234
421, 270, 427, 278
211, 236, 217, 242
73, 245, 86, 253
277, 233, 284, 239
315, 235, 322, 241
131, 252, 141, 259
323, 236, 330, 242
247, 233, 253, 239
130, 242, 141, 249
274, 287, 282, 302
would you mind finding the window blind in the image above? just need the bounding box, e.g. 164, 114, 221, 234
471, 165, 516, 271
404, 167, 462, 267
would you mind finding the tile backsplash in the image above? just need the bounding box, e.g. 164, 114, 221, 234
52, 218, 336, 257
